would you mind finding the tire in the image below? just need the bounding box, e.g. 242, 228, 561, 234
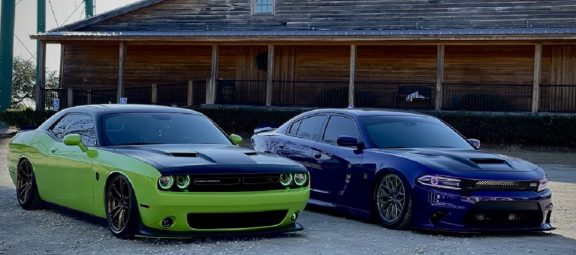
16, 159, 42, 210
105, 174, 140, 239
373, 173, 412, 229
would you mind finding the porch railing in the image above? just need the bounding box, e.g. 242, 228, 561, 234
42, 81, 576, 113
442, 83, 533, 112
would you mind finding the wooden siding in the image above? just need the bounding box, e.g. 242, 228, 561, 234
61, 43, 119, 90
75, 0, 576, 33
444, 45, 535, 84
357, 46, 436, 83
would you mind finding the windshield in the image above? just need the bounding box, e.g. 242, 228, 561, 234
360, 116, 473, 149
102, 113, 231, 146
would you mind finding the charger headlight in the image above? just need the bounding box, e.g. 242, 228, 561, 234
417, 175, 461, 190
176, 175, 191, 189
537, 177, 549, 192
280, 173, 293, 186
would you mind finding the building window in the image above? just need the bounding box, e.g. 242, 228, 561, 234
253, 0, 274, 14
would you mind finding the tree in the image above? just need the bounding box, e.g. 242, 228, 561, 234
11, 56, 59, 108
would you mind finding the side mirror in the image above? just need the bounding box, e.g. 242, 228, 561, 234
230, 134, 243, 145
63, 134, 88, 152
468, 138, 481, 149
337, 136, 359, 147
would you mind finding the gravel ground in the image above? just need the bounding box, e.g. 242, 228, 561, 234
1, 138, 575, 255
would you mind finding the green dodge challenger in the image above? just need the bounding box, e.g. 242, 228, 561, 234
8, 105, 310, 238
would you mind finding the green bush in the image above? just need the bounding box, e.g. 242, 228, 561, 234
2, 106, 575, 147
0, 109, 56, 130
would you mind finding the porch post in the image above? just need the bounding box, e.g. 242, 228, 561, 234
266, 45, 275, 106
67, 88, 73, 107
117, 42, 126, 103
435, 45, 445, 111
348, 45, 357, 108
87, 89, 92, 104
207, 45, 219, 104
35, 41, 46, 111
187, 80, 194, 106
151, 83, 157, 104
532, 44, 542, 113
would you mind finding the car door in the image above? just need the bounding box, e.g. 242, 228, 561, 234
278, 115, 331, 201
314, 114, 364, 206
41, 113, 96, 213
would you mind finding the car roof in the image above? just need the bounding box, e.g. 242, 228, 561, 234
60, 104, 200, 115
302, 108, 433, 118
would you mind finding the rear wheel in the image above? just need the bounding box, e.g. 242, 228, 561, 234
105, 174, 140, 238
16, 159, 42, 210
373, 173, 412, 229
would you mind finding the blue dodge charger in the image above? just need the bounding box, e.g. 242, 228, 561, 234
251, 109, 553, 232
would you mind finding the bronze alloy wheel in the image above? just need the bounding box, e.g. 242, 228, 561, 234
106, 175, 138, 238
374, 173, 412, 229
16, 159, 42, 210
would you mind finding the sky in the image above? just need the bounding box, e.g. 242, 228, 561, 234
11, 0, 139, 72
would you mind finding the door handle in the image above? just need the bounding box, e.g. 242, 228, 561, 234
50, 147, 58, 153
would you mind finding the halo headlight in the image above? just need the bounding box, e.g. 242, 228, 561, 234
176, 175, 191, 189
293, 173, 308, 186
158, 176, 174, 190
417, 175, 461, 190
280, 173, 293, 186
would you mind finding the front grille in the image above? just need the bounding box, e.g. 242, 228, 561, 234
464, 201, 543, 228
462, 180, 539, 192
187, 174, 283, 192
187, 210, 288, 229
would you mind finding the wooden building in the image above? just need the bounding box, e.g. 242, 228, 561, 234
33, 0, 576, 112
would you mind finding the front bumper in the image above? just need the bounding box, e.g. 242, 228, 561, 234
411, 186, 553, 232
137, 187, 309, 233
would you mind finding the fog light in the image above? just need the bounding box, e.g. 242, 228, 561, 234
475, 214, 486, 221
161, 217, 174, 228
291, 211, 300, 221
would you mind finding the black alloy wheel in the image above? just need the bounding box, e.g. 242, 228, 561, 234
374, 173, 412, 229
105, 174, 139, 238
16, 159, 42, 210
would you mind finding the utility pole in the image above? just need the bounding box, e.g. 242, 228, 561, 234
85, 0, 94, 17
35, 0, 46, 111
0, 0, 16, 111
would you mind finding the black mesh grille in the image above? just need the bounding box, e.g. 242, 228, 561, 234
188, 174, 283, 192
462, 180, 539, 192
187, 210, 288, 229
464, 201, 543, 228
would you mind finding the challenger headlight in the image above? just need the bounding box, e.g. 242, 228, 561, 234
280, 173, 293, 186
417, 175, 461, 190
537, 177, 549, 192
158, 176, 174, 190
293, 173, 308, 186
176, 175, 191, 189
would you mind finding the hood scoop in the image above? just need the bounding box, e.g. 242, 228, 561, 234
470, 158, 506, 164
171, 152, 198, 158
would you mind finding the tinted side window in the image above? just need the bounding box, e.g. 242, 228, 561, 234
50, 114, 97, 146
296, 115, 326, 140
323, 115, 360, 144
287, 119, 301, 136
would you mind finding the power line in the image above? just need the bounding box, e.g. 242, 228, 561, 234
14, 34, 37, 61
47, 0, 60, 26
62, 3, 84, 25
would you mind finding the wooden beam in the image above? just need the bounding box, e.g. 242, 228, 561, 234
435, 45, 445, 111
35, 42, 46, 111
187, 80, 194, 106
266, 45, 275, 106
532, 44, 543, 113
151, 83, 157, 104
117, 42, 126, 103
87, 89, 92, 104
348, 44, 357, 108
208, 45, 219, 104
67, 88, 73, 107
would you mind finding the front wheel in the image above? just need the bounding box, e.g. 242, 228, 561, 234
16, 159, 42, 210
373, 173, 412, 229
105, 174, 140, 238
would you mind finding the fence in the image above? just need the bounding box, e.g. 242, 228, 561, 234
42, 81, 576, 113
442, 84, 533, 112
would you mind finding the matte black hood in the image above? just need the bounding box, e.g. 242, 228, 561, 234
102, 144, 306, 175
